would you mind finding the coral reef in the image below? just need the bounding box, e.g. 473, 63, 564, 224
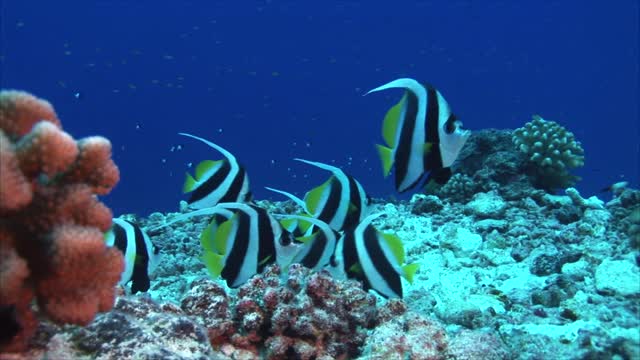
512, 115, 585, 190
0, 90, 123, 352
430, 128, 538, 203
181, 264, 378, 359
433, 126, 586, 204
1, 93, 637, 360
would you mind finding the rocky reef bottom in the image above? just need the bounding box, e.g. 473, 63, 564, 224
2, 187, 639, 360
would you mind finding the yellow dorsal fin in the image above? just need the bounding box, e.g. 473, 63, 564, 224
195, 160, 221, 180
212, 214, 237, 255
305, 178, 332, 215
297, 214, 313, 233
380, 231, 404, 265
279, 218, 298, 232
183, 173, 198, 193
402, 263, 419, 283
295, 233, 317, 244
382, 94, 405, 148
200, 251, 224, 278
199, 220, 217, 252
376, 144, 394, 177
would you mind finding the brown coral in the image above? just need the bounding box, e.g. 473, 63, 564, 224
0, 90, 123, 353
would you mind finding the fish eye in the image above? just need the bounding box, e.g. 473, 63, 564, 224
280, 233, 293, 246
445, 114, 458, 134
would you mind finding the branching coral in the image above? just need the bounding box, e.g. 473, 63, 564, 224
512, 115, 585, 190
0, 90, 123, 352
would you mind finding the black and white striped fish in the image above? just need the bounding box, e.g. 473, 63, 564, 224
366, 78, 470, 192
265, 158, 369, 231
180, 132, 252, 209
276, 214, 339, 272
104, 218, 162, 294
198, 203, 299, 288
327, 212, 418, 299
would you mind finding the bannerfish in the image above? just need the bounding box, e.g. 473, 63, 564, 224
265, 158, 369, 231
198, 202, 299, 288
104, 218, 162, 294
366, 78, 470, 192
328, 212, 418, 299
276, 214, 339, 272
179, 132, 252, 209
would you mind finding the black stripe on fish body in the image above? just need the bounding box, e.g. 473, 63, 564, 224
316, 177, 342, 226
424, 84, 441, 144
210, 213, 229, 226
112, 221, 129, 254
219, 165, 249, 203
187, 160, 232, 205
341, 230, 370, 287
422, 85, 445, 172
394, 90, 420, 192
299, 231, 329, 269
128, 220, 151, 294
254, 206, 277, 274
423, 142, 444, 172
221, 209, 251, 287
342, 175, 364, 229
362, 225, 403, 298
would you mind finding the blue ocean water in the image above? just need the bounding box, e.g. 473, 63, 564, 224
1, 1, 637, 217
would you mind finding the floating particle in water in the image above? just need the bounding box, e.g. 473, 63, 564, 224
135, 123, 142, 130
218, 128, 223, 134
176, 144, 182, 151
161, 158, 167, 163
73, 92, 82, 100
271, 71, 280, 77
305, 141, 312, 148
270, 159, 276, 165
187, 162, 193, 168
